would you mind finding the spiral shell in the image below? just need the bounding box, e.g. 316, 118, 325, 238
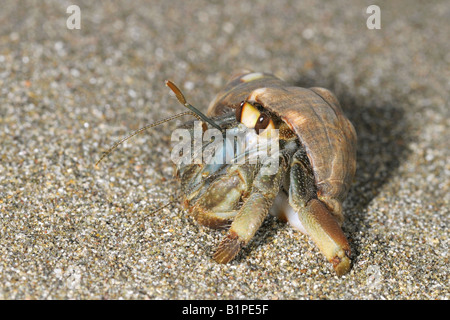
207, 72, 357, 223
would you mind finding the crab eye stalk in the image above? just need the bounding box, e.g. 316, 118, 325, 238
237, 101, 275, 135
238, 102, 262, 129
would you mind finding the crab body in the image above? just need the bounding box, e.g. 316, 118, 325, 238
175, 72, 357, 275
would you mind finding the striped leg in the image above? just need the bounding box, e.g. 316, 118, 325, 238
289, 149, 351, 275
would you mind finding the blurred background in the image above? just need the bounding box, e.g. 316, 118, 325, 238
0, 0, 448, 299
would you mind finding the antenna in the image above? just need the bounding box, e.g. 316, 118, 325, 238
95, 111, 197, 167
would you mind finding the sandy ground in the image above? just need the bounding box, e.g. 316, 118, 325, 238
0, 0, 448, 299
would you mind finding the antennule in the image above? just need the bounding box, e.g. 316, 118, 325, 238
165, 80, 223, 132
165, 80, 187, 105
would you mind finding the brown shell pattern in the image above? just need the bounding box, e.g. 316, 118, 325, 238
207, 72, 357, 221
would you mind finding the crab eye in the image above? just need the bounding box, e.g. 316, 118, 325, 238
255, 113, 270, 131
255, 113, 275, 135
236, 101, 275, 135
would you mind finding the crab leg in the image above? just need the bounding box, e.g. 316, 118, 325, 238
289, 150, 351, 275
214, 156, 288, 263
191, 165, 255, 229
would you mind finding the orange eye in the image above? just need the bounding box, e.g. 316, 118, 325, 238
238, 102, 261, 129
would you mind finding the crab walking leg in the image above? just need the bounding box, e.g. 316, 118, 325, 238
214, 157, 288, 263
192, 165, 255, 229
289, 150, 351, 276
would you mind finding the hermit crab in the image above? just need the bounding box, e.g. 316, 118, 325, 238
97, 71, 357, 276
